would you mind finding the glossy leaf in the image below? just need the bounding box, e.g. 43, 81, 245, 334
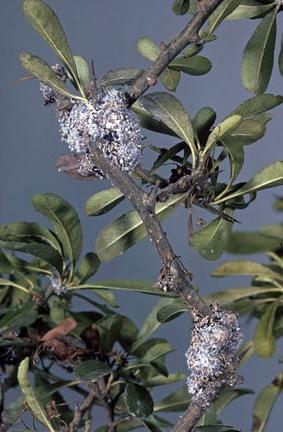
160, 68, 180, 91
154, 385, 190, 412
132, 100, 177, 137
74, 360, 112, 381
227, 2, 276, 20
98, 68, 144, 88
172, 0, 190, 15
220, 137, 244, 192
207, 0, 241, 35
18, 357, 56, 432
130, 338, 174, 362
252, 374, 283, 432
156, 300, 186, 323
75, 252, 100, 284
183, 43, 203, 57
20, 53, 74, 99
0, 301, 37, 333
227, 119, 267, 145
0, 241, 63, 272
231, 94, 283, 117
242, 8, 277, 94
254, 303, 277, 358
205, 285, 283, 306
73, 55, 90, 91
32, 193, 82, 265
95, 194, 185, 261
169, 56, 212, 75
144, 373, 186, 388
85, 188, 124, 216
136, 37, 180, 91
191, 211, 233, 260
215, 161, 283, 204
225, 231, 281, 254
212, 260, 282, 281
139, 92, 196, 161
73, 279, 174, 297
22, 0, 79, 89
125, 383, 154, 418
204, 115, 242, 155
0, 221, 61, 253
193, 106, 216, 138
137, 297, 181, 341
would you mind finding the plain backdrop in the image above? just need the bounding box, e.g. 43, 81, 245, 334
1, 1, 283, 430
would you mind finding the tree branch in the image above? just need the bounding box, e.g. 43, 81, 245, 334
128, 0, 225, 102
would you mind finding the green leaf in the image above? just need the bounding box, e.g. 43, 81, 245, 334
214, 161, 283, 204
212, 260, 283, 282
172, 0, 190, 15
117, 315, 139, 351
227, 119, 267, 145
136, 38, 180, 91
125, 383, 154, 418
279, 34, 283, 77
75, 252, 100, 284
199, 388, 253, 426
74, 360, 112, 381
72, 279, 174, 297
21, 0, 80, 92
137, 37, 160, 62
0, 301, 37, 333
241, 8, 277, 94
130, 338, 174, 362
17, 357, 56, 432
0, 241, 63, 272
183, 43, 203, 57
205, 285, 283, 306
252, 374, 283, 432
156, 300, 186, 323
95, 194, 185, 261
154, 385, 190, 412
32, 193, 82, 266
132, 100, 177, 137
221, 138, 244, 194
225, 231, 281, 254
98, 68, 144, 88
231, 94, 283, 117
254, 303, 277, 358
207, 0, 241, 35
204, 115, 242, 155
20, 53, 74, 99
73, 55, 90, 91
137, 297, 181, 341
191, 211, 233, 260
85, 188, 124, 216
144, 373, 185, 388
169, 56, 212, 75
259, 222, 283, 239
227, 2, 276, 20
140, 92, 196, 164
160, 68, 180, 91
193, 106, 216, 138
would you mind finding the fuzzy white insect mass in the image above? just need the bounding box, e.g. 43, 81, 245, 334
185, 303, 242, 407
58, 89, 143, 177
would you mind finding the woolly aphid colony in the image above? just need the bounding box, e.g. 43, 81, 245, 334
40, 64, 143, 178
39, 67, 243, 403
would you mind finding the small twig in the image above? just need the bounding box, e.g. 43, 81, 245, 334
128, 0, 225, 102
69, 390, 96, 432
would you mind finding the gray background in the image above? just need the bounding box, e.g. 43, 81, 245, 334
1, 1, 283, 430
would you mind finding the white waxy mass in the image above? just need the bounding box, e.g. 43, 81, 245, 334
58, 89, 143, 177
